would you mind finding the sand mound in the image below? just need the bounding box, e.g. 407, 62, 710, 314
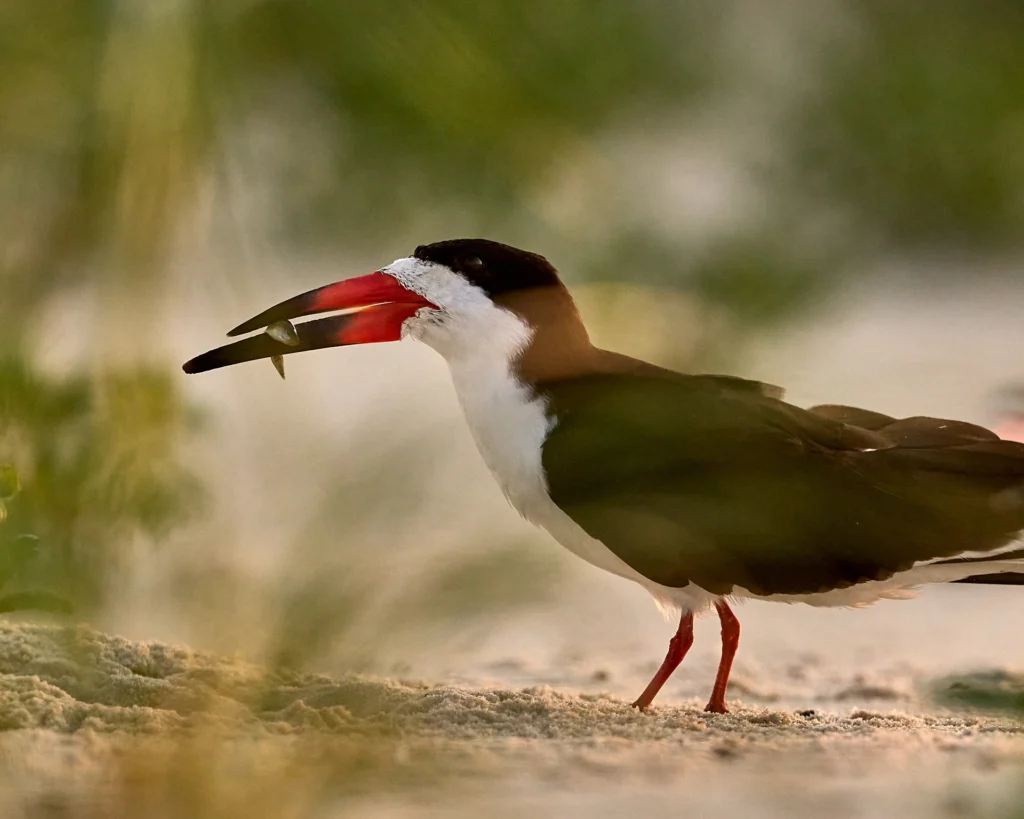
0, 622, 1019, 746
0, 623, 1023, 816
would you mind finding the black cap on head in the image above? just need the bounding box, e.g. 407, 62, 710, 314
413, 239, 561, 297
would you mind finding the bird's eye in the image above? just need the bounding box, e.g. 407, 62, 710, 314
461, 256, 485, 275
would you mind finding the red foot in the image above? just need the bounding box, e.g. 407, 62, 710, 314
704, 601, 740, 716
631, 611, 694, 711
631, 602, 742, 715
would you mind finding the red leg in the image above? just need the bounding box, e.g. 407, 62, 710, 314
704, 601, 740, 714
632, 611, 694, 711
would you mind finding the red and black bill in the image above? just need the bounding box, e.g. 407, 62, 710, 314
182, 272, 434, 375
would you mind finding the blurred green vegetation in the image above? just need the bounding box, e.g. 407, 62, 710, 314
784, 1, 1024, 251
0, 360, 202, 611
4, 2, 1019, 329
0, 0, 709, 341
0, 464, 71, 614
934, 670, 1024, 714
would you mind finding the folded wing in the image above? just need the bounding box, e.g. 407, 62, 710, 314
540, 376, 1024, 596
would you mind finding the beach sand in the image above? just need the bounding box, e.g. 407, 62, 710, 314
0, 619, 1021, 818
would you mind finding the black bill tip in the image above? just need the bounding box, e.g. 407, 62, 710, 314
183, 313, 353, 374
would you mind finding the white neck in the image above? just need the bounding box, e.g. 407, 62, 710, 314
440, 314, 555, 516
381, 255, 557, 512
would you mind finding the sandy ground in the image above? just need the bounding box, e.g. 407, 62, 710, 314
0, 621, 1022, 818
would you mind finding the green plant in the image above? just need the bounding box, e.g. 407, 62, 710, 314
0, 464, 71, 614
0, 357, 204, 611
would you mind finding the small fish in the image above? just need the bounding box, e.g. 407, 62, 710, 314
265, 321, 298, 381
266, 319, 301, 346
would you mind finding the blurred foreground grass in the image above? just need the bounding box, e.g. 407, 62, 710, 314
0, 358, 202, 612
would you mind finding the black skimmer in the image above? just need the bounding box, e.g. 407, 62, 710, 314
184, 239, 1024, 714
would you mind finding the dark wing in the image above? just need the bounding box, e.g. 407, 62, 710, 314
810, 403, 1001, 445
808, 403, 897, 429
679, 373, 785, 401
540, 374, 1024, 596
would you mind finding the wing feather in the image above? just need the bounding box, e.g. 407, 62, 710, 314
541, 374, 1024, 596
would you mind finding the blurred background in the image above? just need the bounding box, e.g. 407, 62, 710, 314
2, 1, 1024, 812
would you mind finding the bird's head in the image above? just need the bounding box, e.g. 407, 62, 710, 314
182, 239, 576, 375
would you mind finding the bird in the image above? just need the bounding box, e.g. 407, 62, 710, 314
184, 238, 1024, 714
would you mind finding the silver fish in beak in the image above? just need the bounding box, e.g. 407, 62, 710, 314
266, 320, 300, 379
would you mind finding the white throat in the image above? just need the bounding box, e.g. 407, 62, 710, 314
444, 327, 554, 515
381, 256, 555, 512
